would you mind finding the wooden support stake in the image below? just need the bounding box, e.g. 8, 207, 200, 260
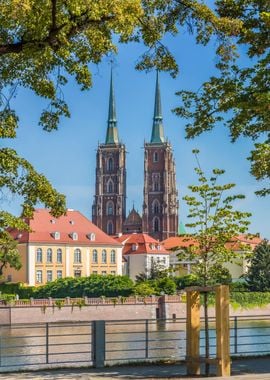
186, 290, 200, 375
216, 285, 230, 377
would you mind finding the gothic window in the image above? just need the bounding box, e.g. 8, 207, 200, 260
152, 199, 160, 214
153, 151, 158, 162
47, 248, 53, 263
107, 157, 114, 171
92, 249, 98, 263
107, 179, 114, 193
110, 250, 116, 264
102, 249, 107, 263
153, 217, 160, 232
57, 248, 62, 263
74, 248, 81, 263
106, 201, 114, 215
107, 221, 113, 235
152, 173, 160, 192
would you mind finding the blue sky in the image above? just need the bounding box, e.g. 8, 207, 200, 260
3, 31, 269, 239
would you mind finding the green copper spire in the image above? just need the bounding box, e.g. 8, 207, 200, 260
105, 68, 119, 144
150, 70, 165, 144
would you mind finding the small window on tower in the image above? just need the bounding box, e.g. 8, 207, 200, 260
153, 151, 158, 162
107, 157, 114, 171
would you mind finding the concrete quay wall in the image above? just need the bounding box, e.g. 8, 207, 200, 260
0, 297, 270, 325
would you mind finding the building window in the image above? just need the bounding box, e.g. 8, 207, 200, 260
92, 271, 98, 275
132, 244, 138, 251
101, 271, 107, 276
152, 199, 160, 214
153, 217, 160, 232
52, 231, 60, 240
102, 250, 107, 264
153, 151, 158, 162
107, 179, 114, 193
36, 248, 42, 263
74, 248, 81, 263
110, 250, 116, 264
107, 221, 113, 235
92, 249, 98, 263
36, 270, 42, 283
152, 173, 160, 192
57, 270, 62, 279
74, 270, 81, 278
107, 157, 114, 171
106, 201, 114, 215
47, 248, 53, 263
70, 232, 78, 240
111, 271, 116, 275
87, 233, 95, 241
57, 248, 62, 263
47, 270, 53, 282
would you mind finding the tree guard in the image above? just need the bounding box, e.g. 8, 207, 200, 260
186, 285, 230, 377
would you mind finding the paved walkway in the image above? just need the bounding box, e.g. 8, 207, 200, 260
1, 357, 270, 379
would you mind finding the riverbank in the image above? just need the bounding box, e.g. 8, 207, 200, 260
1, 295, 270, 324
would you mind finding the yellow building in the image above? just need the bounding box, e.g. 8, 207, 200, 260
5, 209, 123, 286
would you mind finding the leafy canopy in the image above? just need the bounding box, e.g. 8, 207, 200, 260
179, 149, 251, 286
174, 1, 270, 195
245, 240, 270, 291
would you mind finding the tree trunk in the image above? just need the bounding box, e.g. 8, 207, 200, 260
203, 292, 210, 376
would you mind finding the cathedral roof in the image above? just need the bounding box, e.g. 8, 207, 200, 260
150, 70, 165, 144
105, 68, 119, 144
123, 207, 142, 226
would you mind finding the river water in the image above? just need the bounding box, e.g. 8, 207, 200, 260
0, 318, 270, 371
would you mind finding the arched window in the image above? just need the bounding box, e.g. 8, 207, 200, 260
74, 248, 81, 263
57, 248, 62, 263
102, 249, 107, 263
152, 173, 160, 192
152, 199, 160, 214
107, 157, 114, 171
107, 221, 113, 235
36, 248, 42, 263
107, 179, 114, 193
92, 249, 98, 263
153, 151, 158, 162
47, 248, 52, 263
110, 250, 116, 264
153, 217, 160, 232
106, 201, 114, 215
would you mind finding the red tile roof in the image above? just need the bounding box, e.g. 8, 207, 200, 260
9, 209, 121, 246
162, 236, 198, 250
114, 233, 169, 255
162, 234, 263, 252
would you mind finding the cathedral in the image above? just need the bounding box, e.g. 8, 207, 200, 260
92, 70, 179, 241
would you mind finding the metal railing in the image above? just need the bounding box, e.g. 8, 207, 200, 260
0, 315, 269, 372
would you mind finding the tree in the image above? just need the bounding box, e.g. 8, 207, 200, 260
135, 261, 168, 282
179, 149, 251, 375
245, 240, 270, 291
174, 1, 270, 195
0, 231, 22, 277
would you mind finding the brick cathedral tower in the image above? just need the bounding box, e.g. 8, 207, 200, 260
92, 70, 126, 235
142, 72, 179, 241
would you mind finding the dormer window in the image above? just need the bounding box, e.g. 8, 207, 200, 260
69, 220, 75, 225
70, 232, 78, 241
50, 219, 56, 224
87, 233, 96, 241
52, 231, 60, 240
132, 244, 138, 251
150, 243, 155, 250
157, 245, 161, 250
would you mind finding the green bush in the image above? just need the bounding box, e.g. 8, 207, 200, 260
154, 277, 176, 295
174, 274, 200, 290
134, 282, 156, 296
230, 291, 270, 309
0, 282, 35, 298
33, 275, 135, 298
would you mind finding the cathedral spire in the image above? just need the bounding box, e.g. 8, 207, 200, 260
150, 70, 165, 144
105, 68, 119, 144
